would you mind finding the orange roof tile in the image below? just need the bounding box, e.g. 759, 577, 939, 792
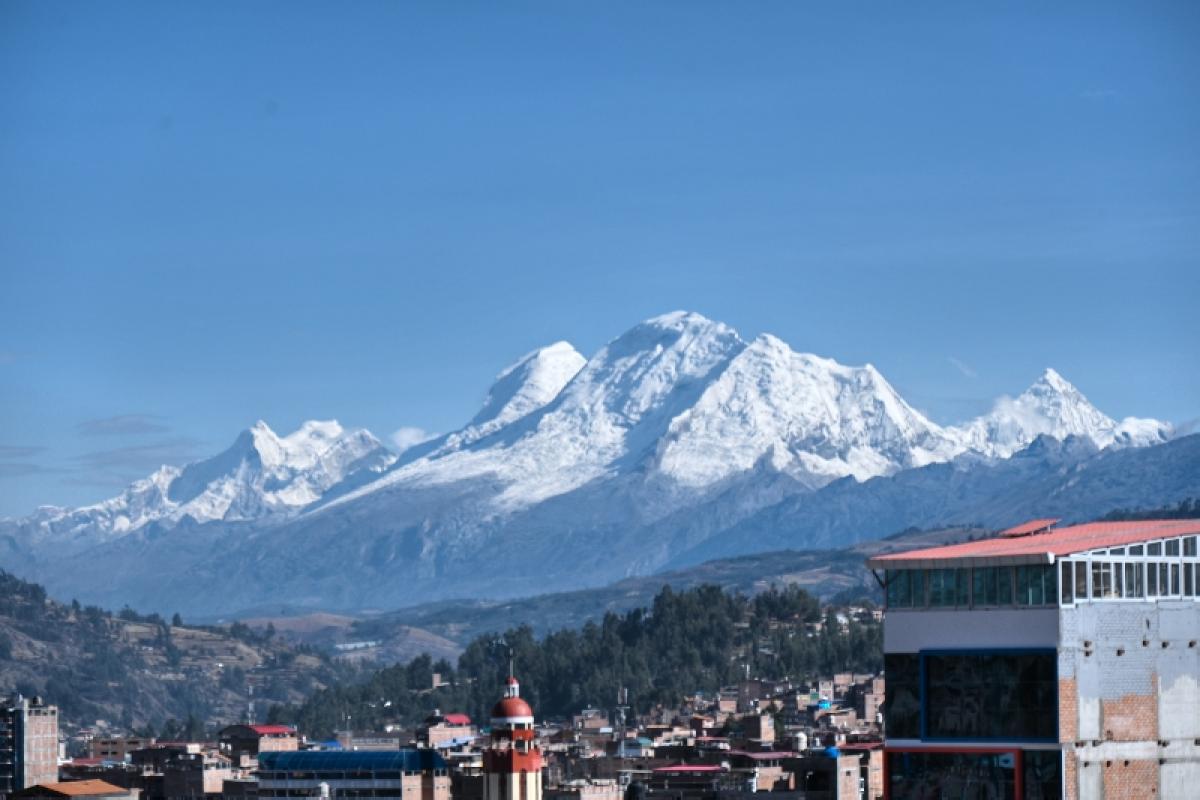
26, 781, 128, 797
866, 519, 1200, 569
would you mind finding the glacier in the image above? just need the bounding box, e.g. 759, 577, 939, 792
0, 311, 1189, 615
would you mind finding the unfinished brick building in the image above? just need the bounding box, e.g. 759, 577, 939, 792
867, 518, 1200, 799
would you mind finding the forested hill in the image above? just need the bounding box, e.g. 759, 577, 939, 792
268, 584, 881, 738
0, 570, 351, 732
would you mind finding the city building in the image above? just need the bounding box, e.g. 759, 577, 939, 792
88, 740, 155, 764
1, 695, 60, 800
418, 712, 476, 749
256, 751, 450, 800
867, 518, 1200, 799
483, 676, 542, 800
216, 726, 297, 765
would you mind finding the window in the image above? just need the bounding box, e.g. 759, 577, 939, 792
1024, 750, 1064, 800
1129, 545, 1144, 556
888, 751, 1016, 800
1166, 539, 1180, 556
1091, 562, 1113, 599
973, 566, 1012, 607
883, 654, 920, 739
929, 569, 967, 607
1148, 542, 1162, 556
1016, 565, 1056, 605
887, 569, 925, 608
1185, 564, 1195, 597
1060, 562, 1073, 604
1074, 562, 1087, 600
923, 651, 1057, 740
1185, 537, 1197, 557
1124, 562, 1144, 598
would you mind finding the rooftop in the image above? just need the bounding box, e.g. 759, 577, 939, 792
18, 781, 129, 797
258, 750, 448, 773
866, 519, 1200, 569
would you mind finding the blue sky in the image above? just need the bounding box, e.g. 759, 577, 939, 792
2, 1, 1198, 517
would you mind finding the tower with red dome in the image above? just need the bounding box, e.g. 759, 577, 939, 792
483, 674, 542, 800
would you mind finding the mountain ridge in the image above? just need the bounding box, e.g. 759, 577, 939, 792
2, 311, 1189, 615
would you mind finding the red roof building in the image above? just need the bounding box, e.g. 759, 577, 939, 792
868, 518, 1200, 799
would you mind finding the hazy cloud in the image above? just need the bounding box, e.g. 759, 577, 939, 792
76, 414, 171, 437
947, 356, 978, 379
71, 437, 206, 472
0, 445, 46, 459
391, 427, 437, 452
0, 462, 58, 479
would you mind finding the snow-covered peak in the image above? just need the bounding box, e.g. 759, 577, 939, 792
949, 369, 1171, 457
10, 420, 395, 555
470, 342, 585, 430
656, 334, 960, 487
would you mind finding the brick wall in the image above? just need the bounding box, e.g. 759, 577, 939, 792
1102, 758, 1159, 799
1101, 683, 1159, 742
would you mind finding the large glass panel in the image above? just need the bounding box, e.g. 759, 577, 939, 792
1091, 562, 1113, 599
1184, 537, 1197, 557
1185, 564, 1195, 597
886, 570, 909, 608
1060, 562, 1073, 605
1074, 562, 1087, 601
923, 652, 1057, 741
1171, 564, 1180, 595
1024, 750, 1063, 800
911, 569, 925, 606
929, 569, 966, 607
998, 566, 1013, 604
888, 751, 1016, 800
1129, 545, 1144, 556
1148, 542, 1162, 556
1166, 539, 1180, 556
1017, 565, 1054, 605
883, 654, 920, 739
1124, 562, 1144, 598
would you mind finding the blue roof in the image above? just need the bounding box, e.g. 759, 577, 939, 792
259, 750, 447, 773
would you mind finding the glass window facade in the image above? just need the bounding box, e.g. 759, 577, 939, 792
924, 652, 1057, 741
883, 653, 921, 739
887, 751, 1016, 799
884, 536, 1199, 610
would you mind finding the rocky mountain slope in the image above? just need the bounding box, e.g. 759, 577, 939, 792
1, 312, 1187, 615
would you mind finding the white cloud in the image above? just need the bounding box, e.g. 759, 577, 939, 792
947, 356, 978, 379
390, 426, 437, 452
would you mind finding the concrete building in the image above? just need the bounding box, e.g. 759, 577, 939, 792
216, 726, 296, 766
256, 751, 450, 800
867, 518, 1200, 799
88, 740, 154, 764
1, 696, 60, 800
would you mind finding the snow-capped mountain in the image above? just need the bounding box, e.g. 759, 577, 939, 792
7, 420, 394, 557
2, 311, 1187, 615
949, 368, 1171, 457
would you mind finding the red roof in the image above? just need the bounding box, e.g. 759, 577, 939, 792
999, 518, 1060, 537
867, 519, 1200, 568
443, 713, 472, 726
491, 697, 534, 720
248, 724, 296, 736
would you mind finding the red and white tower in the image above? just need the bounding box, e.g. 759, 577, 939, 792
483, 675, 542, 800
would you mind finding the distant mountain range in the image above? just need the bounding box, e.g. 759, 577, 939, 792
1, 311, 1192, 616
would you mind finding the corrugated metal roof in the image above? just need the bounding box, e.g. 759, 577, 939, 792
999, 518, 1060, 537
258, 750, 448, 773
22, 781, 128, 797
865, 519, 1200, 569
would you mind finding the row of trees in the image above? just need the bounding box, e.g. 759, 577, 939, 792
269, 584, 881, 737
